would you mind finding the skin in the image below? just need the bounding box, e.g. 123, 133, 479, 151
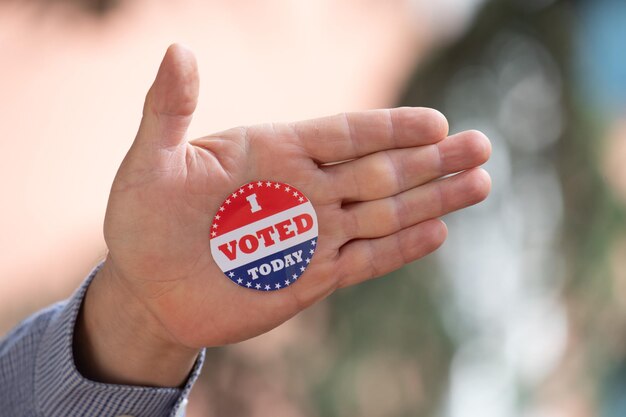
74, 44, 492, 388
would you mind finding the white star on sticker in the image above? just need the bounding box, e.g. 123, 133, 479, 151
285, 280, 291, 286
229, 272, 235, 278
211, 231, 216, 237
300, 266, 305, 272
274, 183, 280, 189
293, 191, 298, 197
285, 186, 291, 192
257, 181, 263, 187
212, 224, 218, 229
232, 192, 238, 198
215, 215, 221, 220
237, 278, 243, 284
255, 283, 261, 289
275, 283, 281, 289
311, 240, 316, 246
265, 285, 271, 290
239, 188, 245, 194
305, 258, 310, 264
246, 282, 252, 287
266, 181, 272, 187
298, 197, 304, 202
219, 206, 225, 211
225, 199, 231, 204
248, 184, 254, 189
309, 249, 315, 254
292, 273, 298, 279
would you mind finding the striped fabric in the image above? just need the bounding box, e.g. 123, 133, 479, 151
0, 264, 205, 417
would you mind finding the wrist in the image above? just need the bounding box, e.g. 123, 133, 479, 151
74, 258, 200, 387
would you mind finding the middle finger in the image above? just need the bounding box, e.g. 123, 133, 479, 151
322, 129, 490, 202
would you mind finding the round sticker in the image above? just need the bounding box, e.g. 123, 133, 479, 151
210, 181, 318, 291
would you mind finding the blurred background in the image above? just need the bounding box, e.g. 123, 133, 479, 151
1, 0, 625, 416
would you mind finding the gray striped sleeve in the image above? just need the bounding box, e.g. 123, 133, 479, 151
0, 264, 205, 417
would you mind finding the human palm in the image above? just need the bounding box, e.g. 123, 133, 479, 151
101, 45, 491, 350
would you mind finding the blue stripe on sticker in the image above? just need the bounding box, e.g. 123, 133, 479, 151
224, 238, 317, 291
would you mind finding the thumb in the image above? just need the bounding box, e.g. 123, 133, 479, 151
135, 44, 199, 150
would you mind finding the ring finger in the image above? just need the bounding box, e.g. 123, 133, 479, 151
341, 167, 491, 240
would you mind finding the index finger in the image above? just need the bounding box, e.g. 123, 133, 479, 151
290, 107, 449, 163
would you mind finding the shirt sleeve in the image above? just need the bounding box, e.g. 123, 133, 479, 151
0, 263, 205, 417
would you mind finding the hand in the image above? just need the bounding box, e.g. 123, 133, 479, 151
75, 44, 491, 387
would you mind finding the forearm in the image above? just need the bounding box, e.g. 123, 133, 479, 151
0, 263, 205, 417
74, 258, 201, 387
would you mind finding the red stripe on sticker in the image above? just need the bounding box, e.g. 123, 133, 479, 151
210, 180, 309, 238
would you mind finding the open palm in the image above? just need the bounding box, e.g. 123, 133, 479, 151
101, 45, 491, 350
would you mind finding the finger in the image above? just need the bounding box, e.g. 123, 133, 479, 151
324, 129, 491, 202
134, 44, 199, 151
292, 107, 448, 163
341, 168, 491, 240
336, 218, 447, 288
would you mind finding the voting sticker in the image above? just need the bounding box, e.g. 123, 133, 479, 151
210, 181, 318, 291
